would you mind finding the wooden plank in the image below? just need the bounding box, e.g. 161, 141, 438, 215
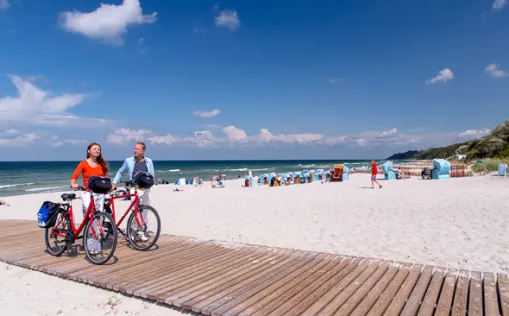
167, 248, 278, 307
237, 255, 333, 316
469, 271, 483, 316
366, 263, 413, 316
114, 244, 234, 293
497, 273, 509, 316
383, 264, 422, 316
284, 258, 363, 316
416, 269, 446, 316
499, 273, 509, 316
180, 249, 297, 312
103, 242, 225, 291
434, 272, 458, 316
213, 252, 320, 316
348, 264, 399, 316
450, 271, 470, 316
251, 256, 343, 316
399, 265, 434, 316
484, 272, 500, 316
200, 251, 307, 316
185, 249, 300, 314
300, 259, 371, 316
318, 260, 382, 316
245, 257, 350, 316
137, 246, 263, 299
334, 262, 391, 316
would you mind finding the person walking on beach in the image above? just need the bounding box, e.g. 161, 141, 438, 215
371, 160, 382, 189
112, 142, 155, 242
70, 142, 109, 254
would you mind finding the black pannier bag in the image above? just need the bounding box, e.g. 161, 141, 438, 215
134, 172, 155, 189
88, 176, 112, 194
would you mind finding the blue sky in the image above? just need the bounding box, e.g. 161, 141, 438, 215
1, 0, 508, 160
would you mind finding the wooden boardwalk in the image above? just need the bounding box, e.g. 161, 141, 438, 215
1, 220, 508, 316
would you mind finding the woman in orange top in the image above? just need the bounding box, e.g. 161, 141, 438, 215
70, 142, 109, 189
70, 142, 109, 255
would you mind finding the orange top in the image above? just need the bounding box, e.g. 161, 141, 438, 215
71, 160, 106, 187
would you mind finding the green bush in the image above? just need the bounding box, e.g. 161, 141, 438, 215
472, 158, 509, 173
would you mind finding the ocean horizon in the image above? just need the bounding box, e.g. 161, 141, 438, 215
0, 159, 382, 197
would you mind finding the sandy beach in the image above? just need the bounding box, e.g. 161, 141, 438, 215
1, 173, 509, 314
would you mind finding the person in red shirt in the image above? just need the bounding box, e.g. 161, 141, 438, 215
70, 142, 109, 255
371, 160, 382, 189
70, 142, 109, 189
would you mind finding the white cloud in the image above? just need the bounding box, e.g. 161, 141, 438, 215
58, 0, 157, 46
107, 128, 153, 145
0, 75, 109, 128
255, 129, 324, 144
214, 9, 240, 30
458, 128, 491, 138
377, 128, 398, 139
148, 134, 176, 146
0, 133, 40, 147
425, 68, 454, 84
222, 125, 248, 142
0, 0, 9, 10
356, 138, 367, 147
323, 136, 349, 145
485, 64, 508, 78
51, 139, 88, 147
493, 0, 507, 10
180, 130, 216, 148
193, 109, 220, 118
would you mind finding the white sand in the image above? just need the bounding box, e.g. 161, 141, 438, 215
0, 262, 184, 315
1, 173, 509, 314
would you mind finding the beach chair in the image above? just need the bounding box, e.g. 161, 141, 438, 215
498, 163, 508, 176
432, 159, 451, 180
382, 161, 396, 180
331, 164, 344, 182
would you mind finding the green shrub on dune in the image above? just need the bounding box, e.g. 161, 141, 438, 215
387, 120, 509, 161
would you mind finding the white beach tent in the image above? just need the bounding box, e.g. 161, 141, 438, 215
175, 178, 188, 186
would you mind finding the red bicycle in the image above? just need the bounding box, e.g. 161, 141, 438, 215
44, 187, 118, 265
104, 182, 160, 251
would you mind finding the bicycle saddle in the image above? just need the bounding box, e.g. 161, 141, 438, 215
61, 193, 76, 202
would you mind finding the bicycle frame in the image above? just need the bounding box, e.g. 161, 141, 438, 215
52, 193, 103, 240
105, 188, 146, 229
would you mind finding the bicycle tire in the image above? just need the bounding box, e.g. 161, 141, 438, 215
83, 212, 118, 265
126, 205, 161, 251
44, 210, 69, 256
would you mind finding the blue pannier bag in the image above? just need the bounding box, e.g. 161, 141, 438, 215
37, 201, 60, 228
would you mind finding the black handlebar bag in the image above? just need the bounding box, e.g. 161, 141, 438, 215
88, 176, 112, 194
133, 172, 154, 189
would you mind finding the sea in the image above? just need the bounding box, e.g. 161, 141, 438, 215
0, 160, 375, 197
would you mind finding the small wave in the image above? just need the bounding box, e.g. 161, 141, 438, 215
228, 168, 248, 172
25, 186, 66, 192
168, 169, 181, 172
0, 182, 35, 189
298, 164, 316, 168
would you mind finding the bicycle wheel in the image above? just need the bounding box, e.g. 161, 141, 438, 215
45, 211, 69, 256
83, 212, 117, 265
126, 205, 161, 251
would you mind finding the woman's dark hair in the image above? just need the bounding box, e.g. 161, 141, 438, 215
86, 142, 109, 174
